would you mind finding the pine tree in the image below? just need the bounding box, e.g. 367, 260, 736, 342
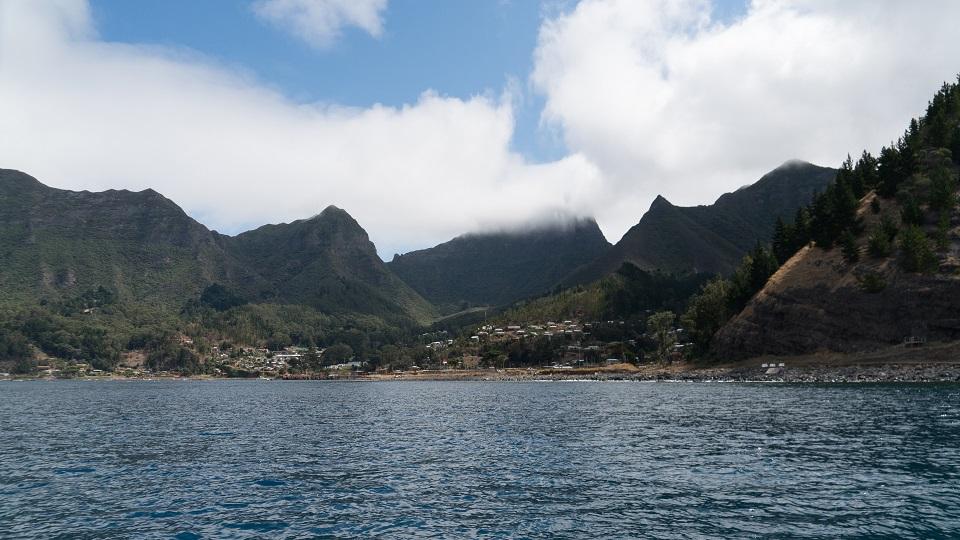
878, 145, 903, 198
867, 226, 892, 258
898, 134, 917, 179
792, 207, 811, 249
855, 151, 879, 191
928, 164, 957, 211
899, 225, 936, 273
748, 243, 779, 292
935, 212, 951, 252
950, 126, 960, 165
772, 217, 793, 264
681, 278, 731, 356
840, 229, 859, 263
900, 194, 924, 226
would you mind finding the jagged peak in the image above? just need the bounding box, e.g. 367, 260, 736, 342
650, 194, 674, 209
303, 204, 353, 223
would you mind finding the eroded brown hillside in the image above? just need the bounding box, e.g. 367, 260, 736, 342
713, 192, 960, 359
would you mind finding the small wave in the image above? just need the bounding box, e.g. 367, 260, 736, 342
54, 467, 95, 475
223, 521, 290, 532
254, 479, 286, 487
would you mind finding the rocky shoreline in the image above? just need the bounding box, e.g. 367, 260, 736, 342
6, 361, 960, 383
357, 361, 960, 383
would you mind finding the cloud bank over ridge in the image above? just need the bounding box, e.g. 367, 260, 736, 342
0, 0, 602, 257
1, 0, 959, 257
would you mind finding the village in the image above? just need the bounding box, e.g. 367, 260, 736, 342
0, 318, 699, 380
412, 317, 694, 371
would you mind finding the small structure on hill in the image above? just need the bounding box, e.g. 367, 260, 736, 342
903, 336, 926, 347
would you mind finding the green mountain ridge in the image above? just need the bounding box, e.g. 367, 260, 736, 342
0, 169, 435, 324
565, 161, 837, 284
226, 205, 436, 324
387, 217, 611, 312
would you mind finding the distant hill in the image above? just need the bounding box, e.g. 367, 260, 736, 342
565, 161, 837, 284
0, 169, 255, 309
493, 262, 711, 325
0, 169, 434, 324
388, 218, 610, 312
226, 206, 436, 324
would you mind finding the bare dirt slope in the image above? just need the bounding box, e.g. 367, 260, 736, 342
713, 192, 960, 359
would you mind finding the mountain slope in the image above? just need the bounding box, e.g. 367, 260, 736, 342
0, 169, 434, 323
712, 193, 960, 359
565, 161, 837, 283
388, 218, 610, 311
227, 206, 436, 324
0, 169, 256, 308
711, 78, 960, 360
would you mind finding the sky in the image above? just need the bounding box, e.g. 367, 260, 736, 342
1, 0, 958, 259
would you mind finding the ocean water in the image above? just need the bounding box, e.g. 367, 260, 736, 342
1, 380, 958, 539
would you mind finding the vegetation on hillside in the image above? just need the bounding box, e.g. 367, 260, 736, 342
388, 219, 610, 313
567, 162, 836, 283
707, 75, 960, 359
772, 77, 960, 270
4, 77, 957, 375
494, 263, 711, 325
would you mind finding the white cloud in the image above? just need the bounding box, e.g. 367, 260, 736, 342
532, 0, 960, 238
0, 0, 603, 258
2, 0, 958, 259
252, 0, 388, 48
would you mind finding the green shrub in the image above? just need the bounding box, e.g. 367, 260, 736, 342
935, 211, 951, 251
840, 229, 860, 263
867, 227, 892, 258
900, 194, 924, 225
856, 272, 887, 293
928, 166, 958, 211
898, 225, 937, 272
880, 214, 899, 240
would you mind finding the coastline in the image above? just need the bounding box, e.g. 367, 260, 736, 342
6, 362, 959, 384
357, 362, 960, 383
6, 342, 960, 384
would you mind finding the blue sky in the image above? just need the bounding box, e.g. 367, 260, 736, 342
88, 0, 747, 164
90, 0, 561, 160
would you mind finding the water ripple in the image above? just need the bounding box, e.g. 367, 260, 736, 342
1, 381, 958, 538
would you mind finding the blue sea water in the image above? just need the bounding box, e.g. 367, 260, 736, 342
1, 380, 959, 539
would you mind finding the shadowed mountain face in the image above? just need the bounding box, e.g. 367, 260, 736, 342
0, 169, 252, 308
388, 218, 611, 311
0, 169, 434, 323
565, 161, 837, 284
226, 207, 436, 323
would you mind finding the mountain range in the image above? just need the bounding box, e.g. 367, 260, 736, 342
0, 169, 434, 324
0, 159, 835, 327
388, 218, 610, 312
564, 161, 837, 285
